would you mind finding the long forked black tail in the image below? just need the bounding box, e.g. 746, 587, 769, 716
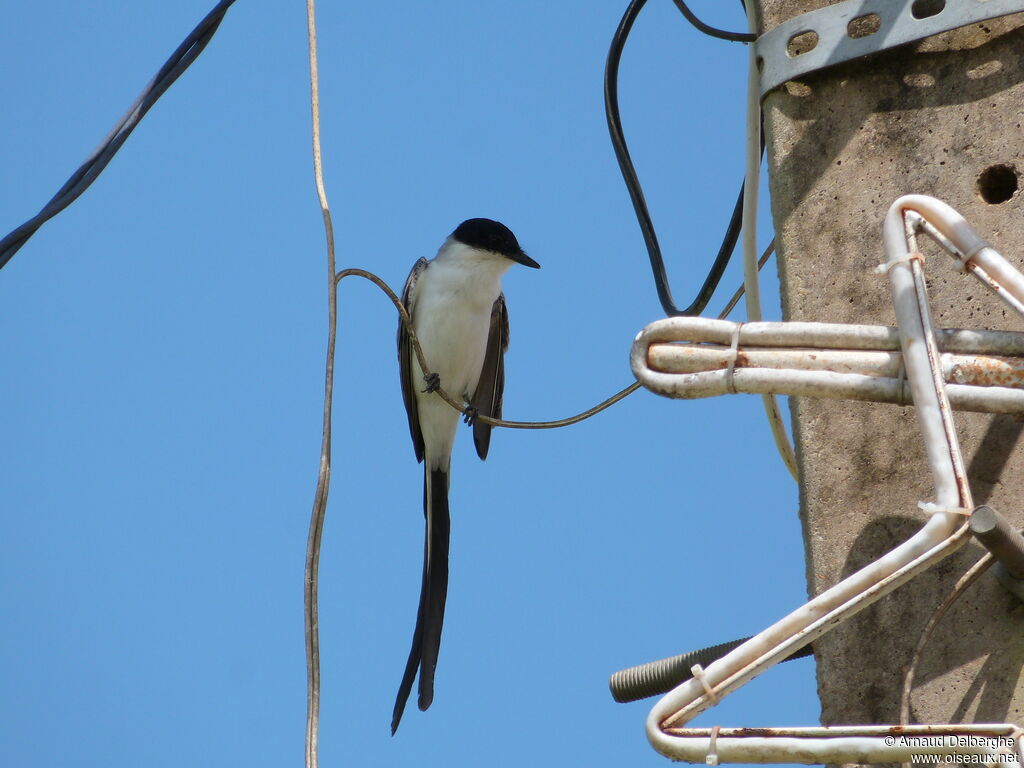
392, 467, 450, 734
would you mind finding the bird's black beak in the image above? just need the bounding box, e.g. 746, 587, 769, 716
512, 250, 540, 269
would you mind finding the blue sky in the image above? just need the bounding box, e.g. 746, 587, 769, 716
1, 2, 817, 766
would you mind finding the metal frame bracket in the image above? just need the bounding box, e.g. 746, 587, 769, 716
756, 0, 1024, 97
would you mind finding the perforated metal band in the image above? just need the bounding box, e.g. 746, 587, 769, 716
756, 0, 1024, 97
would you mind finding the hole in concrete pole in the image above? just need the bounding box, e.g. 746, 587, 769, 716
902, 72, 935, 88
977, 164, 1019, 204
967, 59, 1003, 80
911, 0, 945, 19
848, 13, 881, 39
786, 30, 818, 57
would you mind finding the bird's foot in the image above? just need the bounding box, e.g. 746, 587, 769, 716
462, 405, 479, 426
422, 372, 440, 393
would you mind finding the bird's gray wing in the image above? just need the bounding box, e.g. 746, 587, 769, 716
471, 292, 509, 461
398, 258, 429, 463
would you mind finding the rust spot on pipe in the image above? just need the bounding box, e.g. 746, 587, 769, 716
952, 355, 1024, 387
729, 727, 784, 738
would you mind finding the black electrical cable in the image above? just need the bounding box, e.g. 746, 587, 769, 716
0, 0, 239, 272
605, 0, 761, 317
670, 0, 756, 42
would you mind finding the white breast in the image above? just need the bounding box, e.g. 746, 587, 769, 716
411, 241, 512, 470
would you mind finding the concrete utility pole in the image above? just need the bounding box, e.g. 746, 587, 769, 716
757, 1, 1024, 731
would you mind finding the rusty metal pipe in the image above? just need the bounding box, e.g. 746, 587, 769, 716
631, 319, 1024, 413
970, 505, 1024, 580
641, 195, 1010, 765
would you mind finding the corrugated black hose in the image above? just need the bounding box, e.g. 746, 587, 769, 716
609, 637, 814, 703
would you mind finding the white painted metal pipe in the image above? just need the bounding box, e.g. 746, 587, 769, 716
632, 318, 1024, 413
650, 345, 1024, 386
644, 196, 1021, 765
638, 365, 1024, 413
889, 195, 1024, 309
651, 724, 1024, 765
636, 318, 1024, 355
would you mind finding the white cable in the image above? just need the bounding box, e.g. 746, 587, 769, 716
743, 5, 799, 480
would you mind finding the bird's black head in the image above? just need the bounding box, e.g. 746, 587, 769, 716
450, 218, 540, 269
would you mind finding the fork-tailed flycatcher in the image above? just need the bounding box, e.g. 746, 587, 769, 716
392, 218, 540, 733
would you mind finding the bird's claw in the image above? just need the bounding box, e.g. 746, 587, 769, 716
422, 373, 440, 393
462, 405, 479, 426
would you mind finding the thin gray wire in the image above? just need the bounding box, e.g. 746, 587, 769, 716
303, 2, 336, 767
335, 243, 775, 430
